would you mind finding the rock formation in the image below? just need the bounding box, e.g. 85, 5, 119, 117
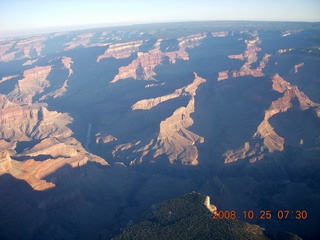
22, 58, 38, 66
40, 57, 73, 100
0, 151, 12, 173
218, 32, 270, 80
63, 32, 95, 50
212, 31, 228, 37
7, 65, 52, 105
0, 75, 19, 83
0, 36, 46, 62
294, 62, 304, 73
0, 78, 108, 191
61, 56, 73, 77
223, 73, 320, 163
95, 133, 118, 144
151, 73, 206, 165
111, 34, 205, 82
97, 40, 143, 61
0, 103, 72, 141
132, 89, 183, 110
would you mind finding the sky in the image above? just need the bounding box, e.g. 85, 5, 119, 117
1, 0, 320, 35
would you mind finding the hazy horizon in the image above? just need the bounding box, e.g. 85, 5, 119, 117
1, 0, 320, 37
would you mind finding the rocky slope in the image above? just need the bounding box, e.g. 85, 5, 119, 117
151, 73, 206, 165
223, 73, 320, 163
218, 31, 270, 80
110, 33, 205, 82
0, 59, 107, 193
7, 65, 52, 104
97, 40, 143, 61
0, 36, 47, 62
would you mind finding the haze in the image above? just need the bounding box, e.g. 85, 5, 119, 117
1, 0, 320, 36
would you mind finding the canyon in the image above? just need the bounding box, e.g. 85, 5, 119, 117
0, 22, 319, 239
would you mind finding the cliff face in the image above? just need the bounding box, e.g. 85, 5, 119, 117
0, 36, 47, 62
110, 34, 205, 82
0, 151, 12, 173
0, 103, 72, 141
40, 56, 74, 100
218, 32, 270, 80
223, 73, 320, 163
7, 66, 52, 105
0, 22, 319, 240
0, 60, 107, 192
63, 33, 95, 50
151, 73, 206, 165
97, 41, 143, 61
131, 88, 182, 110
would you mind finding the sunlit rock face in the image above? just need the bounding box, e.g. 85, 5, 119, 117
0, 22, 319, 240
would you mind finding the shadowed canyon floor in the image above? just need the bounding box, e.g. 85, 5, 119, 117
0, 21, 320, 239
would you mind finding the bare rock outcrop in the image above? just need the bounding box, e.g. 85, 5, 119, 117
151, 73, 206, 165
22, 59, 38, 66
7, 65, 52, 104
0, 36, 46, 62
111, 50, 164, 82
61, 56, 73, 77
0, 75, 19, 84
204, 195, 218, 215
229, 38, 269, 78
97, 41, 143, 62
95, 133, 118, 144
0, 151, 12, 173
63, 33, 95, 51
0, 103, 73, 141
40, 57, 74, 100
219, 32, 270, 80
22, 138, 78, 158
111, 34, 205, 83
294, 62, 304, 73
7, 152, 107, 191
223, 74, 320, 163
132, 89, 183, 110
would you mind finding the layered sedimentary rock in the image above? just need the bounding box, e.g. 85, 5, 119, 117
0, 99, 107, 191
229, 37, 268, 78
219, 32, 270, 80
0, 151, 12, 173
223, 73, 320, 163
63, 33, 95, 50
22, 137, 78, 158
0, 36, 46, 62
132, 89, 183, 110
40, 57, 73, 100
7, 65, 52, 104
6, 151, 107, 191
112, 141, 141, 158
0, 104, 73, 141
97, 40, 143, 61
111, 50, 164, 82
177, 33, 206, 49
111, 34, 205, 83
151, 73, 206, 165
